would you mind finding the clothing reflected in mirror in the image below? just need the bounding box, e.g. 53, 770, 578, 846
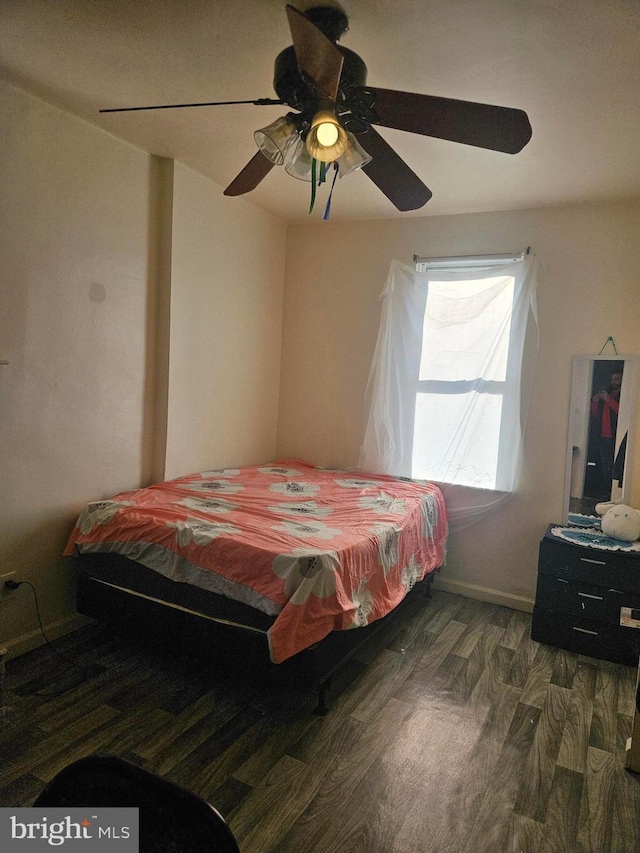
565, 355, 639, 524
584, 360, 625, 503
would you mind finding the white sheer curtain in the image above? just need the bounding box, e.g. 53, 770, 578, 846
359, 255, 539, 530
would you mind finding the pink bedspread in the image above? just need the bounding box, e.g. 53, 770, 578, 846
65, 461, 447, 663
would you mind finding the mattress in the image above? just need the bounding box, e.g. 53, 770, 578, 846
65, 460, 448, 662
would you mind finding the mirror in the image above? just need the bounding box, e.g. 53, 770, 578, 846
564, 355, 640, 523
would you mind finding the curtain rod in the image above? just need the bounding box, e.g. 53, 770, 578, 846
413, 247, 531, 265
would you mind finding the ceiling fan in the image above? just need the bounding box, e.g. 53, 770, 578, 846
101, 3, 532, 213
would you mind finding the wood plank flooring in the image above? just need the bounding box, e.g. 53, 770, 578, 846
1, 591, 638, 852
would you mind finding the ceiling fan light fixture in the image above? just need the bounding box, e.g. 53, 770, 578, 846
305, 109, 348, 162
337, 132, 372, 177
254, 115, 298, 165
102, 3, 532, 214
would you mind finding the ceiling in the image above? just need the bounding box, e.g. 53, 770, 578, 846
2, 0, 639, 223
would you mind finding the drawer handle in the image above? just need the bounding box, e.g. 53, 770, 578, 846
572, 626, 599, 636
578, 592, 604, 600
580, 558, 607, 566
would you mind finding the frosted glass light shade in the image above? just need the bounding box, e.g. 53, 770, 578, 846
254, 116, 298, 165
337, 133, 373, 177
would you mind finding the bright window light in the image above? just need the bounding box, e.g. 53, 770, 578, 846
412, 272, 516, 489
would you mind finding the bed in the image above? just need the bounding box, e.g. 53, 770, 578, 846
65, 460, 447, 711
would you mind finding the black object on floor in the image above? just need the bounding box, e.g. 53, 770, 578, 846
34, 754, 239, 852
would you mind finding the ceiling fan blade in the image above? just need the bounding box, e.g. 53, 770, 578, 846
358, 127, 432, 211
285, 4, 344, 101
223, 152, 275, 196
369, 88, 532, 154
99, 98, 283, 114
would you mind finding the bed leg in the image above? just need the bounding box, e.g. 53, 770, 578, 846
314, 677, 331, 716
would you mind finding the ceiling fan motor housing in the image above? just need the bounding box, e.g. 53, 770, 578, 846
303, 5, 349, 41
273, 45, 367, 115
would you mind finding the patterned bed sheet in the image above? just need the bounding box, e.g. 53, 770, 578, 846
65, 460, 448, 663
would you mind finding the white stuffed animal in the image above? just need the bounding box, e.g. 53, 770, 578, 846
595, 501, 640, 542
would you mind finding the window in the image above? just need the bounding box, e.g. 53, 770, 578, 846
413, 256, 520, 489
360, 254, 538, 496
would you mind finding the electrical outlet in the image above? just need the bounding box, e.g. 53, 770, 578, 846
0, 572, 17, 601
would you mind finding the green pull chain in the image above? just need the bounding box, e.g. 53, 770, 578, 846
309, 158, 317, 214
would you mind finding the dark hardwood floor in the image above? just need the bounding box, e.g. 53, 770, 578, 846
1, 591, 638, 852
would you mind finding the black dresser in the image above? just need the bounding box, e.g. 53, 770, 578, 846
531, 524, 640, 666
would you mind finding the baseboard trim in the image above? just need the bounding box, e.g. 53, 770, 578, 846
432, 577, 534, 613
1, 613, 92, 661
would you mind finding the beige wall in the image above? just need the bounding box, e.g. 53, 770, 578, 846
277, 201, 640, 607
0, 84, 285, 655
164, 162, 285, 479
0, 83, 157, 652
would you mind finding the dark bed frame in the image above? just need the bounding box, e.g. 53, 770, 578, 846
74, 553, 436, 714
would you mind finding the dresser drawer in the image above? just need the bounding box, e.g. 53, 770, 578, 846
535, 573, 640, 626
538, 535, 640, 592
531, 606, 640, 666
